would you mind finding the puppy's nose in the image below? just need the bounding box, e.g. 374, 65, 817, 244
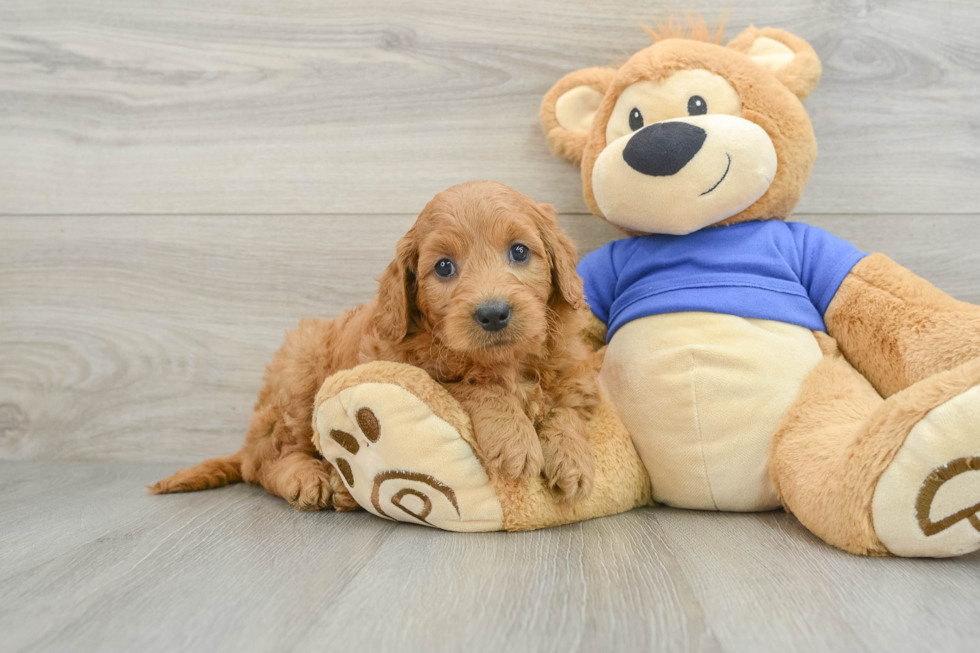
474, 301, 512, 332
623, 121, 707, 176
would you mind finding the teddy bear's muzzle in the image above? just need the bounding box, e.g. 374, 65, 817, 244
591, 115, 778, 235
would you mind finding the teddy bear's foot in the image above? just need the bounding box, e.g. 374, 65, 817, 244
312, 364, 505, 532
873, 384, 980, 557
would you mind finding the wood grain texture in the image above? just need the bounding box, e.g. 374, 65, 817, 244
654, 509, 980, 652
1, 0, 980, 215
2, 2, 980, 648
0, 212, 613, 461
1, 212, 978, 462
0, 461, 977, 653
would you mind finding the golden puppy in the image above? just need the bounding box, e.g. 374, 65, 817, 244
151, 181, 599, 510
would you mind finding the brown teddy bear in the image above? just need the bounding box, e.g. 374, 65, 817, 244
310, 24, 980, 557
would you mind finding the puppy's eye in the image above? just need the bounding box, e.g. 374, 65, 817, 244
509, 244, 530, 264
434, 259, 456, 278
628, 107, 644, 132
687, 95, 707, 116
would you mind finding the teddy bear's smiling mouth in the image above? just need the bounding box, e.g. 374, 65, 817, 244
700, 153, 732, 197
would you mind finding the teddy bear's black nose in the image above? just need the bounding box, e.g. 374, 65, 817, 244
623, 121, 707, 176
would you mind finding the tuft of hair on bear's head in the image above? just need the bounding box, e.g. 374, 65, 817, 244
639, 13, 729, 45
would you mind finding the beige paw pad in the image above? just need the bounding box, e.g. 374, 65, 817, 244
313, 382, 504, 532
873, 385, 980, 557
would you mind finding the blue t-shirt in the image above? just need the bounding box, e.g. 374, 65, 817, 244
577, 221, 867, 342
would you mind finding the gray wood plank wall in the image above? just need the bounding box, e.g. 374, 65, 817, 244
2, 0, 980, 462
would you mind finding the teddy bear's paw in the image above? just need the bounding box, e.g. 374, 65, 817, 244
872, 384, 980, 557
313, 382, 504, 532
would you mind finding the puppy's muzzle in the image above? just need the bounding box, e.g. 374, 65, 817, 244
623, 121, 707, 176
474, 301, 512, 332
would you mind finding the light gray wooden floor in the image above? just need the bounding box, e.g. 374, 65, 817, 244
2, 462, 978, 653
2, 1, 980, 651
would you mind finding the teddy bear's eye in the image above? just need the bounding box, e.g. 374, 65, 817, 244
687, 95, 708, 116
628, 107, 644, 132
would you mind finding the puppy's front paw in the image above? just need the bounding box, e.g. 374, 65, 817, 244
283, 460, 335, 511
327, 468, 360, 512
541, 432, 595, 502
478, 418, 544, 482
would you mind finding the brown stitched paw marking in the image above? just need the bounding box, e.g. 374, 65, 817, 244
357, 407, 381, 442
329, 408, 383, 492
329, 406, 460, 525
371, 470, 459, 525
915, 457, 980, 536
330, 429, 359, 455
335, 458, 355, 487
391, 488, 432, 522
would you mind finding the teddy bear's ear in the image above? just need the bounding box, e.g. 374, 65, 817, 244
540, 67, 617, 165
727, 26, 822, 100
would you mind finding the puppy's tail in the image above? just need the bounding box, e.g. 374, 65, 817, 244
148, 452, 243, 495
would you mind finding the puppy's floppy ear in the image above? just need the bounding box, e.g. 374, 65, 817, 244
540, 67, 617, 166
727, 26, 822, 100
375, 227, 419, 342
534, 203, 583, 310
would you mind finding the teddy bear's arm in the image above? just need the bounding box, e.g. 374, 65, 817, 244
824, 253, 980, 397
